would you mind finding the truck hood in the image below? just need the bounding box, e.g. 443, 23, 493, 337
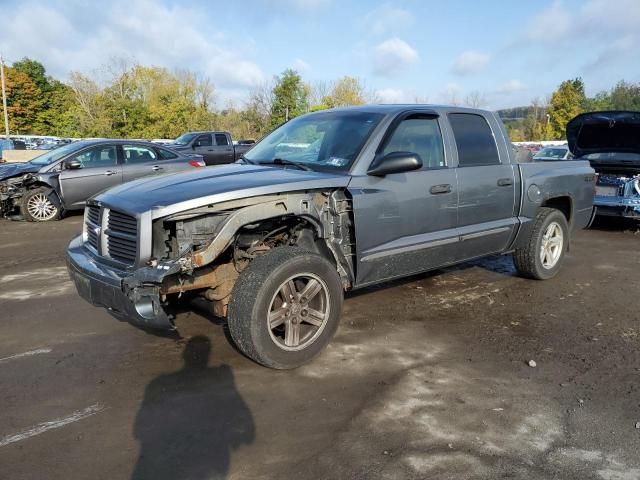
567, 111, 640, 158
96, 163, 351, 217
0, 161, 41, 181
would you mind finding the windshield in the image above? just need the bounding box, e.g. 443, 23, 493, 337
534, 147, 568, 159
174, 133, 198, 146
244, 110, 385, 171
30, 141, 86, 165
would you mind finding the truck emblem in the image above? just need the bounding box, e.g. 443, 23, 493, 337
93, 226, 101, 236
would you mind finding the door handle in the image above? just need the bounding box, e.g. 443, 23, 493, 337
225, 149, 233, 152
104, 170, 117, 176
152, 166, 163, 171
497, 178, 513, 187
429, 184, 452, 195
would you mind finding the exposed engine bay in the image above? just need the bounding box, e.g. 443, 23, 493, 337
122, 190, 356, 321
0, 174, 37, 217
594, 168, 640, 218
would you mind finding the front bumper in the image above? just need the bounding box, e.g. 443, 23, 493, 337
594, 195, 640, 219
66, 235, 175, 330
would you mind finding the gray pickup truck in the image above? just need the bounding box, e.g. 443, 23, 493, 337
67, 105, 595, 369
169, 131, 253, 166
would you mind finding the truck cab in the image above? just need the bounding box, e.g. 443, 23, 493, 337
170, 131, 252, 165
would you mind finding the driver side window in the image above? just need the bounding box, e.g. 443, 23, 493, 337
195, 134, 212, 147
381, 116, 446, 169
71, 145, 117, 169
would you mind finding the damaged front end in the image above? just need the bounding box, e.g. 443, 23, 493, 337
566, 111, 640, 220
67, 191, 355, 332
594, 172, 640, 218
0, 174, 33, 217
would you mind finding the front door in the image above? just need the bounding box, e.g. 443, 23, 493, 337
59, 144, 122, 209
350, 113, 459, 287
448, 113, 518, 260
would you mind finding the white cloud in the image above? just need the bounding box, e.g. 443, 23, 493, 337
372, 38, 419, 77
0, 0, 266, 101
450, 51, 490, 76
292, 58, 311, 72
496, 80, 526, 95
526, 1, 572, 42
364, 4, 414, 36
524, 0, 640, 70
375, 88, 408, 104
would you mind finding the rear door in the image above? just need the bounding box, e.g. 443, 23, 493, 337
350, 112, 459, 286
209, 133, 235, 164
58, 144, 122, 208
449, 112, 518, 260
121, 144, 168, 182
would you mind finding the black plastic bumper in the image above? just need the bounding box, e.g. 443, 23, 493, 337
66, 235, 175, 330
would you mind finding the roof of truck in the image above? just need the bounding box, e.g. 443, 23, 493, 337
309, 104, 494, 116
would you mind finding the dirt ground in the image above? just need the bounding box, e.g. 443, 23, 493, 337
0, 214, 639, 480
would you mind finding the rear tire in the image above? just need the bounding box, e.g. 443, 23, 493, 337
513, 207, 569, 280
227, 247, 344, 369
21, 187, 61, 222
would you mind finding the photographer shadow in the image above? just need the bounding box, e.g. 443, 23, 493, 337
131, 336, 254, 480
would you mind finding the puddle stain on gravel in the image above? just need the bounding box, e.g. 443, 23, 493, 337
0, 267, 73, 301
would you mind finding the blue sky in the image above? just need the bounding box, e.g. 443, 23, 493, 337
1, 0, 639, 109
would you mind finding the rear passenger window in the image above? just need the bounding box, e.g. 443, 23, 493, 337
449, 113, 500, 166
123, 145, 158, 164
157, 148, 178, 160
381, 115, 446, 169
215, 133, 229, 146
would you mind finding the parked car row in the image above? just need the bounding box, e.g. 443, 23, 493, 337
0, 140, 206, 221
3, 106, 637, 368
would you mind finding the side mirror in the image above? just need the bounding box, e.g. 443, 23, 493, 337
65, 159, 82, 170
367, 151, 422, 176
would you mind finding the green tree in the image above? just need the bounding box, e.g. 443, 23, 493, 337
0, 67, 40, 134
270, 69, 308, 128
12, 57, 76, 135
547, 78, 585, 139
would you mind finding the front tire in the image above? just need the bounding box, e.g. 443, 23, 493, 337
227, 247, 344, 369
513, 207, 569, 280
21, 187, 61, 222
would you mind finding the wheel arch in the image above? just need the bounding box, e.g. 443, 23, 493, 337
541, 195, 573, 225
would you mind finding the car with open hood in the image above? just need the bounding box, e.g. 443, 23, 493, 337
67, 105, 595, 369
567, 111, 640, 220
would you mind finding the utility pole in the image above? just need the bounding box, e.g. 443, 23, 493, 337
0, 54, 9, 139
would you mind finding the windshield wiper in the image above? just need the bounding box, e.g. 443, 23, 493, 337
259, 158, 312, 171
238, 155, 255, 165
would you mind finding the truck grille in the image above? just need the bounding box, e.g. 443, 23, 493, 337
84, 205, 139, 266
106, 210, 138, 265
85, 205, 100, 251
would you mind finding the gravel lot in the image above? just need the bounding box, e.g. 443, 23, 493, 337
0, 215, 639, 480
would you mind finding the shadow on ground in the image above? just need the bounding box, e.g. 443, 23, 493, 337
131, 336, 255, 480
